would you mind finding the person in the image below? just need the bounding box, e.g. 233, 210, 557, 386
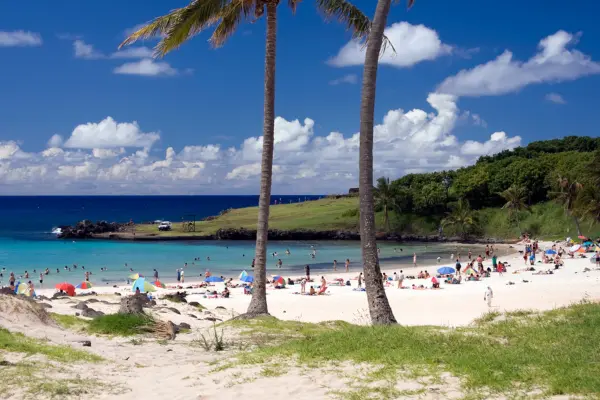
485, 245, 490, 259
277, 259, 283, 269
309, 286, 316, 296
321, 276, 326, 288
345, 259, 350, 272
176, 269, 181, 283
305, 264, 311, 281
300, 278, 307, 294
251, 258, 255, 269
413, 253, 417, 267
39, 273, 44, 288
222, 287, 230, 298
431, 276, 439, 289
455, 259, 462, 275
9, 272, 15, 287
153, 269, 159, 280
437, 257, 441, 264
484, 286, 493, 307
492, 254, 498, 271
28, 280, 34, 296
180, 269, 185, 283
596, 251, 600, 268
468, 250, 472, 260
398, 270, 404, 289
135, 287, 141, 295
358, 272, 363, 288
333, 260, 337, 272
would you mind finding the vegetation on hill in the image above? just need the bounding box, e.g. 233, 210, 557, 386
132, 137, 600, 240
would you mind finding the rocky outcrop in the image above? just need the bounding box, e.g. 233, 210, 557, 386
58, 220, 131, 239
118, 294, 148, 314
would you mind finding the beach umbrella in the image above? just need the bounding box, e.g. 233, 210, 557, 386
239, 270, 248, 280
578, 235, 588, 240
596, 246, 600, 252
545, 249, 557, 255
152, 280, 166, 289
570, 244, 581, 252
132, 277, 156, 293
15, 282, 32, 296
76, 281, 93, 289
272, 275, 284, 284
464, 268, 477, 276
583, 241, 593, 247
55, 282, 75, 296
240, 275, 254, 283
129, 273, 141, 280
437, 266, 455, 275
205, 276, 224, 283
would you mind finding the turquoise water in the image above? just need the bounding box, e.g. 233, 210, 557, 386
0, 237, 503, 287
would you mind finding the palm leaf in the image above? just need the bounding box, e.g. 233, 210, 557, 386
315, 0, 371, 40
210, 0, 255, 47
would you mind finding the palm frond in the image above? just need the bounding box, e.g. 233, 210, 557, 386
315, 0, 371, 40
210, 0, 255, 47
120, 0, 230, 57
288, 0, 301, 14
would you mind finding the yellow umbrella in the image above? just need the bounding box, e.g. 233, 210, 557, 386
128, 273, 140, 280
16, 282, 32, 296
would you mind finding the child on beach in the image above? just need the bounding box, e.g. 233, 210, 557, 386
484, 286, 494, 307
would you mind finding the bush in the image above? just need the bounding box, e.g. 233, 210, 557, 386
87, 314, 154, 336
341, 208, 359, 218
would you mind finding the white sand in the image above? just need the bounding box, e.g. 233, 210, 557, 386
2, 241, 599, 399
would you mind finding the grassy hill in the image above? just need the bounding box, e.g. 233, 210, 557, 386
132, 196, 600, 240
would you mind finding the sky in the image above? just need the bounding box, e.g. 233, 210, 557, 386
1, 0, 599, 195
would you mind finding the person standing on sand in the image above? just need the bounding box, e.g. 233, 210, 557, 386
305, 264, 311, 281
455, 259, 462, 275
345, 259, 350, 272
300, 278, 306, 294
153, 269, 159, 280
398, 270, 404, 289
358, 272, 363, 288
180, 269, 185, 283
484, 286, 493, 307
333, 260, 337, 272
413, 253, 417, 267
176, 269, 181, 283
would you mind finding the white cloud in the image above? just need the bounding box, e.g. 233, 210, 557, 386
545, 92, 566, 104
113, 59, 177, 76
329, 22, 452, 68
0, 95, 521, 194
47, 134, 63, 148
63, 117, 160, 149
437, 30, 600, 97
73, 39, 105, 59
329, 74, 358, 85
110, 47, 154, 59
0, 31, 42, 47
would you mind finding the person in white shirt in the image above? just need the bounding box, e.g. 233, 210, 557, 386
484, 286, 493, 307
397, 270, 405, 289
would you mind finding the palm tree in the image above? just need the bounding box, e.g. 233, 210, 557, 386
498, 185, 529, 234
121, 0, 374, 317
374, 177, 397, 231
442, 198, 477, 239
551, 176, 583, 236
358, 0, 414, 325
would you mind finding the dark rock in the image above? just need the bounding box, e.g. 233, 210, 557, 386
39, 303, 52, 309
164, 307, 181, 315
188, 314, 198, 319
82, 307, 104, 318
188, 301, 200, 307
84, 298, 99, 303
118, 294, 147, 314
0, 287, 15, 295
73, 302, 89, 310
178, 322, 191, 330
52, 292, 69, 299
58, 220, 131, 239
80, 340, 91, 347
163, 291, 187, 303
215, 306, 226, 310
114, 292, 121, 296
36, 295, 51, 301
75, 312, 81, 316
204, 317, 222, 322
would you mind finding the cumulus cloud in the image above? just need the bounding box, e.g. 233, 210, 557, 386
0, 31, 42, 47
0, 95, 521, 194
113, 59, 177, 76
329, 22, 452, 68
545, 93, 566, 104
73, 40, 105, 59
437, 30, 600, 97
47, 134, 63, 148
110, 47, 154, 59
329, 74, 358, 85
63, 117, 160, 149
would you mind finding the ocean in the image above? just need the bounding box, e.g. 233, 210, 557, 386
0, 196, 501, 287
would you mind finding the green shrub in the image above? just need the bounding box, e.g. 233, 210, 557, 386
87, 314, 153, 336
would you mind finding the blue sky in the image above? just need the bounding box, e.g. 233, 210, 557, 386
0, 0, 599, 194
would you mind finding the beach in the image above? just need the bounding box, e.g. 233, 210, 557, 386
1, 240, 598, 399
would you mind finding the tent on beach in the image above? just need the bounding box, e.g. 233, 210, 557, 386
131, 277, 156, 293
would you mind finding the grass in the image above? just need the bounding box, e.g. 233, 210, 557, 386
87, 313, 154, 336
51, 313, 91, 332
0, 328, 102, 363
230, 302, 600, 397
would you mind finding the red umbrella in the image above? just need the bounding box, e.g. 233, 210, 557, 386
578, 235, 588, 240
55, 282, 75, 296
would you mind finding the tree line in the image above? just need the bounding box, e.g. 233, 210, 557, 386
374, 138, 600, 238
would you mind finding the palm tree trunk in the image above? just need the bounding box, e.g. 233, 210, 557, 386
246, 1, 277, 316
358, 0, 396, 325
384, 205, 389, 231
572, 214, 582, 236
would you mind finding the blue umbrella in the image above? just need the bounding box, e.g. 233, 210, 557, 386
131, 277, 156, 293
583, 241, 593, 247
437, 266, 455, 275
205, 276, 224, 283
545, 249, 557, 255
240, 275, 254, 283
